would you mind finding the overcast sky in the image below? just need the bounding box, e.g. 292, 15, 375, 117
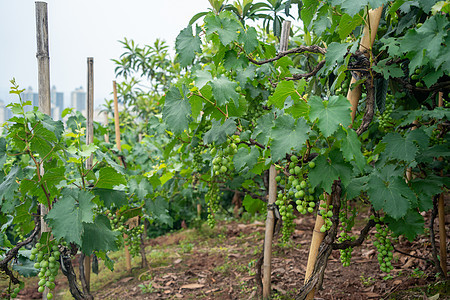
0, 0, 210, 107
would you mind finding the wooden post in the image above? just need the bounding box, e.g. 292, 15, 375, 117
437, 92, 447, 277
347, 7, 384, 121
35, 3, 51, 299
84, 57, 94, 290
262, 21, 290, 299
263, 165, 277, 299
113, 81, 132, 272
104, 111, 110, 143
303, 7, 383, 300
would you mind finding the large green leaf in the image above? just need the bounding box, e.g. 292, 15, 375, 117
205, 11, 242, 46
92, 188, 127, 209
128, 177, 153, 199
175, 25, 201, 67
252, 113, 274, 146
410, 175, 446, 211
0, 166, 22, 213
367, 175, 415, 219
95, 166, 126, 189
309, 150, 353, 194
309, 95, 351, 137
337, 127, 366, 171
210, 76, 239, 107
162, 86, 192, 135
325, 42, 349, 68
203, 118, 236, 145
81, 215, 120, 255
0, 137, 7, 169
46, 189, 95, 245
238, 27, 258, 53
268, 81, 301, 109
270, 115, 309, 162
145, 196, 173, 226
243, 194, 264, 214
381, 132, 418, 162
233, 145, 260, 172
385, 210, 424, 241
301, 0, 319, 27
338, 13, 363, 39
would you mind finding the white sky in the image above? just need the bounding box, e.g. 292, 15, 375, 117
0, 0, 211, 107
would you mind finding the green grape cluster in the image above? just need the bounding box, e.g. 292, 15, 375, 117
108, 212, 125, 230
274, 155, 318, 242
30, 241, 61, 299
210, 135, 239, 177
275, 190, 295, 243
338, 206, 357, 267
319, 201, 334, 233
205, 183, 221, 228
378, 94, 395, 130
7, 283, 23, 299
191, 145, 205, 171
124, 224, 145, 257
244, 97, 266, 126
372, 217, 394, 273
430, 128, 446, 145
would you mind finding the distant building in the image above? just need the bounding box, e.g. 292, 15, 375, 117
71, 87, 86, 114
21, 87, 39, 112
51, 85, 64, 120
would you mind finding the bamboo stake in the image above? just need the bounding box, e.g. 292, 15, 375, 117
84, 57, 94, 290
304, 7, 383, 300
263, 165, 277, 299
113, 81, 132, 272
437, 92, 447, 277
35, 3, 51, 299
347, 7, 384, 122
262, 21, 290, 299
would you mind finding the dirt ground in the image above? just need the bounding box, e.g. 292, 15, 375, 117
9, 206, 450, 300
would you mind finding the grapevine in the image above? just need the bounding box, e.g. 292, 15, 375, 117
30, 241, 61, 299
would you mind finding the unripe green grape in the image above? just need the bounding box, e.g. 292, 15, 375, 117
308, 161, 315, 168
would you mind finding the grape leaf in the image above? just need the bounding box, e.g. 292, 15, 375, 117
381, 132, 418, 162
243, 195, 264, 214
238, 27, 258, 53
205, 12, 242, 46
128, 178, 153, 199
210, 76, 239, 107
95, 166, 126, 189
235, 64, 256, 86
162, 86, 192, 135
345, 176, 369, 199
270, 115, 309, 162
175, 25, 201, 67
203, 118, 236, 145
0, 166, 22, 212
337, 127, 366, 171
252, 113, 274, 145
193, 69, 213, 89
301, 0, 319, 27
81, 215, 120, 255
325, 42, 349, 67
92, 188, 127, 209
309, 95, 351, 137
385, 210, 424, 241
309, 150, 353, 194
338, 13, 362, 39
268, 81, 300, 109
145, 196, 173, 226
367, 175, 415, 219
46, 189, 95, 245
0, 137, 7, 169
233, 145, 260, 172
410, 175, 445, 211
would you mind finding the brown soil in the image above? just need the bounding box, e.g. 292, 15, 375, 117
10, 208, 450, 300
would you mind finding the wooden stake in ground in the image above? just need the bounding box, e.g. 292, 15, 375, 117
35, 3, 51, 299
262, 21, 290, 300
113, 81, 132, 272
437, 92, 447, 277
83, 57, 94, 292
303, 7, 383, 300
263, 165, 277, 299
